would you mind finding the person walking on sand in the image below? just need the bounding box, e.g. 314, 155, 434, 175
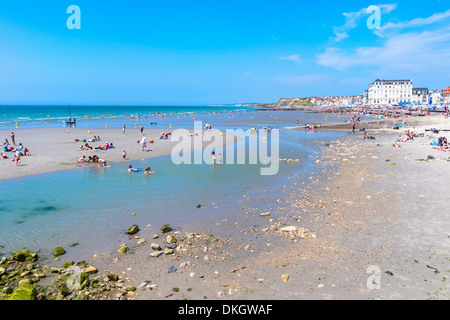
15, 151, 21, 166
122, 150, 127, 160
140, 125, 144, 135
123, 124, 126, 135
11, 132, 15, 146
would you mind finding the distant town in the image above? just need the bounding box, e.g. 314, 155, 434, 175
256, 79, 450, 109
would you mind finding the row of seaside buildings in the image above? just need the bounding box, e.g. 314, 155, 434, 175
310, 79, 450, 107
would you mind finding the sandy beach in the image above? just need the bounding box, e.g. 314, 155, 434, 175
1, 112, 447, 301
0, 127, 237, 181
78, 116, 448, 300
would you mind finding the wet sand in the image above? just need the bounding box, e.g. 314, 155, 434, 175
0, 128, 236, 181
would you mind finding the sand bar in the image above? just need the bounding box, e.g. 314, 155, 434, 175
0, 127, 236, 181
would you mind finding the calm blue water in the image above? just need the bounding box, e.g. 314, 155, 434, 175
0, 105, 253, 129
0, 105, 348, 260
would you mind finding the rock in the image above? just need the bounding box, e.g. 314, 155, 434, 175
126, 286, 136, 292
280, 226, 298, 232
167, 236, 178, 244
137, 239, 147, 246
19, 279, 32, 285
150, 251, 164, 258
20, 270, 31, 277
69, 243, 79, 247
165, 243, 177, 250
173, 287, 180, 292
3, 287, 13, 295
126, 225, 139, 235
8, 283, 37, 300
0, 257, 7, 265
151, 243, 161, 251
161, 225, 172, 233
152, 234, 159, 239
53, 247, 66, 257
64, 261, 75, 268
281, 274, 290, 283
168, 266, 177, 274
107, 273, 119, 281
12, 250, 38, 262
118, 246, 129, 254
85, 266, 98, 274
164, 248, 175, 255
260, 212, 270, 217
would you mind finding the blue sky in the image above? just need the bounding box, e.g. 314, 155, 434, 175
0, 0, 449, 105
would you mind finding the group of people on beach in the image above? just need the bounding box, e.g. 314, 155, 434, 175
1, 133, 31, 166
78, 155, 109, 167
77, 141, 114, 151
432, 136, 449, 151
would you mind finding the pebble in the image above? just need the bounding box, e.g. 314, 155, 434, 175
151, 243, 161, 251
150, 251, 164, 258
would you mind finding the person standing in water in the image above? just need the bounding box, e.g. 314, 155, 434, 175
211, 151, 216, 165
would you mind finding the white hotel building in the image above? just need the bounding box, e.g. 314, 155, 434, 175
367, 79, 413, 105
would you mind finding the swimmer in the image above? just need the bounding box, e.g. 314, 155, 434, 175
144, 167, 155, 174
99, 160, 110, 168
128, 165, 141, 172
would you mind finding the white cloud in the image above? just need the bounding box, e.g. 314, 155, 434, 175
317, 28, 450, 71
375, 9, 450, 37
332, 4, 397, 41
280, 54, 301, 64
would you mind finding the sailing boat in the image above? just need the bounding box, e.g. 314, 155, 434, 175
65, 104, 76, 126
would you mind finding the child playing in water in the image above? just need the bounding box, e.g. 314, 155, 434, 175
144, 167, 155, 174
